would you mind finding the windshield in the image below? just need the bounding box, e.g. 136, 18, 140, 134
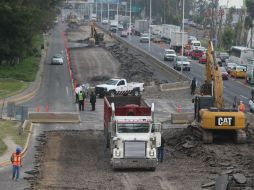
141, 34, 148, 38
193, 43, 200, 46
177, 56, 187, 61
53, 54, 62, 58
105, 79, 118, 85
117, 123, 150, 133
166, 50, 175, 54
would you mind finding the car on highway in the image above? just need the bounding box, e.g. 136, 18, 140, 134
102, 18, 109, 24
230, 65, 247, 78
249, 99, 254, 112
218, 52, 229, 63
199, 54, 207, 64
140, 33, 149, 43
225, 62, 237, 74
51, 54, 64, 65
220, 67, 229, 80
118, 24, 124, 31
191, 49, 204, 60
120, 30, 128, 37
216, 57, 222, 66
173, 56, 191, 71
163, 49, 176, 61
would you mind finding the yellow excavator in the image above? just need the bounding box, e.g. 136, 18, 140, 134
89, 21, 104, 47
193, 41, 246, 143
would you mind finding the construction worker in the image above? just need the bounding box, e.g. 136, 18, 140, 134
90, 91, 96, 111
157, 137, 165, 163
10, 147, 22, 181
239, 101, 245, 112
78, 90, 85, 111
191, 77, 197, 95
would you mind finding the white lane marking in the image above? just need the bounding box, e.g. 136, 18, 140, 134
240, 95, 248, 100
66, 86, 69, 96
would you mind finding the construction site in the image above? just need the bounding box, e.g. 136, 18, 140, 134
18, 19, 254, 190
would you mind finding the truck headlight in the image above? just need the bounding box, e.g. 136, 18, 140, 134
149, 149, 154, 156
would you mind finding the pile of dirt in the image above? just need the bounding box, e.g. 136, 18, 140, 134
106, 43, 168, 85
163, 127, 254, 189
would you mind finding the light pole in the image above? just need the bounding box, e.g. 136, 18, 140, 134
117, 0, 119, 33
181, 0, 185, 73
129, 0, 132, 40
96, 0, 97, 17
101, 1, 103, 22
148, 0, 151, 51
108, 0, 109, 23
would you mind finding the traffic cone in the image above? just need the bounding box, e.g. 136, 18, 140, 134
177, 104, 181, 113
37, 104, 40, 112
45, 104, 49, 112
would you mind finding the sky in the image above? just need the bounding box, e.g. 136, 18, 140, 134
218, 0, 243, 8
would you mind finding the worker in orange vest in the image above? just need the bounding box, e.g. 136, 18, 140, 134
10, 147, 22, 181
239, 101, 245, 112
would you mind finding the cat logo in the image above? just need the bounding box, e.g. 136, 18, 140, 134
215, 116, 235, 126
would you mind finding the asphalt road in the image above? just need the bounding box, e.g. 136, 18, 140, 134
0, 21, 77, 189
100, 24, 253, 108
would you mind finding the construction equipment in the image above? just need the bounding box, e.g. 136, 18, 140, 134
193, 41, 246, 143
89, 21, 104, 46
104, 96, 161, 170
66, 12, 78, 28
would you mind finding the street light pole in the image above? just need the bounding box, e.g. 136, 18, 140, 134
149, 0, 151, 51
108, 0, 109, 23
117, 0, 119, 33
181, 0, 185, 73
101, 1, 103, 22
129, 0, 132, 40
96, 0, 97, 17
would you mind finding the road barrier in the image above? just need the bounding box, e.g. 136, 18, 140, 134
171, 112, 194, 124
160, 81, 190, 91
28, 112, 80, 123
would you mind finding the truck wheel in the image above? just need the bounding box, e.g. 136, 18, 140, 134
133, 89, 140, 96
109, 90, 115, 97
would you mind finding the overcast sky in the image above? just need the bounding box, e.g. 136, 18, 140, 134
218, 0, 243, 8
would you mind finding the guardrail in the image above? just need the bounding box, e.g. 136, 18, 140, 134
28, 112, 80, 123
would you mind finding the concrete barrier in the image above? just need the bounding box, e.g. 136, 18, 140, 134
160, 81, 190, 91
28, 112, 80, 123
171, 112, 194, 124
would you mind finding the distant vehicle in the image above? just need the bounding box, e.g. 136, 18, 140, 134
152, 35, 161, 43
120, 30, 128, 37
249, 98, 254, 112
140, 33, 149, 43
109, 20, 118, 32
225, 62, 237, 74
218, 52, 229, 62
246, 59, 254, 84
230, 65, 247, 78
161, 24, 181, 44
173, 56, 191, 71
191, 40, 202, 51
220, 67, 229, 80
51, 54, 64, 65
90, 13, 97, 21
191, 49, 204, 60
134, 20, 149, 36
188, 36, 197, 44
102, 18, 109, 24
163, 49, 176, 61
118, 24, 124, 31
199, 54, 207, 64
216, 57, 222, 66
229, 46, 254, 65
170, 32, 188, 53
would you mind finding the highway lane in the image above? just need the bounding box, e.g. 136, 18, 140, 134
0, 21, 77, 189
103, 26, 253, 109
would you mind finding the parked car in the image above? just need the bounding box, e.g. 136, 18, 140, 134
218, 52, 229, 62
173, 56, 191, 71
102, 18, 109, 24
230, 65, 247, 78
220, 67, 229, 80
163, 49, 176, 61
199, 54, 207, 64
225, 62, 237, 74
140, 33, 149, 43
51, 54, 64, 65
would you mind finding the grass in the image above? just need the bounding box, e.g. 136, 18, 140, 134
0, 120, 30, 156
0, 79, 28, 99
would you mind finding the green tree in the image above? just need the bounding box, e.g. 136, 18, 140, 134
222, 27, 234, 50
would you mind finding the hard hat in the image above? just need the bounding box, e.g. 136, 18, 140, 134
16, 147, 21, 153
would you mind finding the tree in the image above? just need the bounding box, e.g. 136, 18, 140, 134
222, 27, 234, 50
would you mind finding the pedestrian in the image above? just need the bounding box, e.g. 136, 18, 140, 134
10, 147, 22, 181
78, 90, 85, 111
233, 96, 237, 109
238, 101, 245, 112
191, 77, 197, 95
251, 88, 254, 100
157, 137, 165, 163
75, 85, 81, 104
90, 91, 96, 111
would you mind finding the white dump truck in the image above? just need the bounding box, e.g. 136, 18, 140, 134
95, 78, 144, 98
104, 96, 162, 170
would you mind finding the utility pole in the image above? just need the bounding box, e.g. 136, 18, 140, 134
101, 1, 103, 22
181, 0, 185, 73
117, 0, 119, 33
129, 0, 132, 40
149, 0, 151, 51
108, 0, 109, 22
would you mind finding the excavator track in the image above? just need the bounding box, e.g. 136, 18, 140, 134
202, 130, 213, 144
235, 129, 246, 144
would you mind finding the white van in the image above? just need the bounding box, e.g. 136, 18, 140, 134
191, 40, 201, 51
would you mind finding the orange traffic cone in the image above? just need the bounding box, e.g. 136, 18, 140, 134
45, 104, 49, 112
37, 104, 40, 112
177, 104, 181, 113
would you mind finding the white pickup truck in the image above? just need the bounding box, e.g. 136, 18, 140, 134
95, 78, 144, 97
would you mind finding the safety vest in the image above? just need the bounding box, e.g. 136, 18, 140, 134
239, 103, 245, 112
11, 153, 21, 166
78, 92, 84, 101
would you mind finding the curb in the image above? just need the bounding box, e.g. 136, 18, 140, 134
0, 121, 33, 168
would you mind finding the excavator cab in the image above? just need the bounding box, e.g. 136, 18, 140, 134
89, 21, 104, 47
